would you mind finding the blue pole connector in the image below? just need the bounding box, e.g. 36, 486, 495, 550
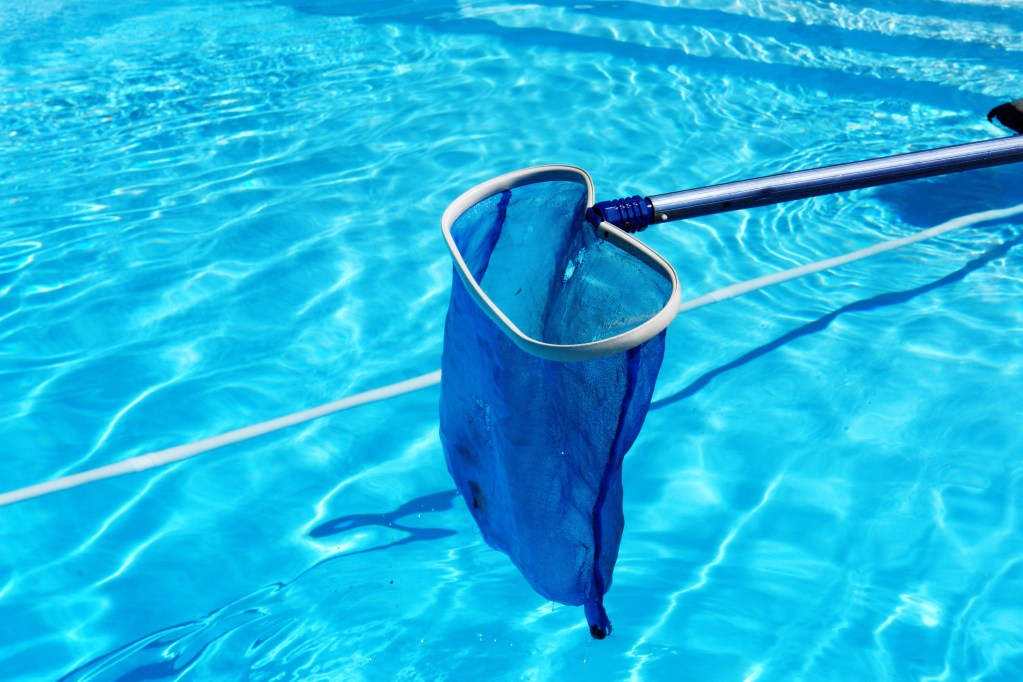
590, 195, 655, 233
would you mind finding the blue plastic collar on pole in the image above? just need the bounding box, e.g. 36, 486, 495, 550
589, 195, 655, 232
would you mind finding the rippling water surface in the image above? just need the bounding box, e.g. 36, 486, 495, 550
2, 0, 1022, 679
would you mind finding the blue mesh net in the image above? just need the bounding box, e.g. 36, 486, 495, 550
440, 172, 672, 638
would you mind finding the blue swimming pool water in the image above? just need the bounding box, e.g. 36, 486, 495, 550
2, 0, 1022, 679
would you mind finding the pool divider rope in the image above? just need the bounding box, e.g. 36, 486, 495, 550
0, 371, 442, 508
677, 202, 1023, 312
2, 201, 1022, 509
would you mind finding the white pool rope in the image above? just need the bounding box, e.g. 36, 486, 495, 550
678, 202, 1023, 313
0, 371, 441, 508
3, 202, 1022, 509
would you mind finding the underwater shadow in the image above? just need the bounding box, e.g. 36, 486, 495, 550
307, 488, 459, 558
59, 490, 463, 680
875, 165, 1022, 228
651, 230, 1022, 410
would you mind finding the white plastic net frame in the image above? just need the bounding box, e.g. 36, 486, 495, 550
440, 165, 681, 362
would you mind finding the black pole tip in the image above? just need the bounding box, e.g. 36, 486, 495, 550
988, 100, 1023, 135
585, 599, 612, 639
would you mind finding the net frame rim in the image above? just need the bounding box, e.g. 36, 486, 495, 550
441, 164, 680, 361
